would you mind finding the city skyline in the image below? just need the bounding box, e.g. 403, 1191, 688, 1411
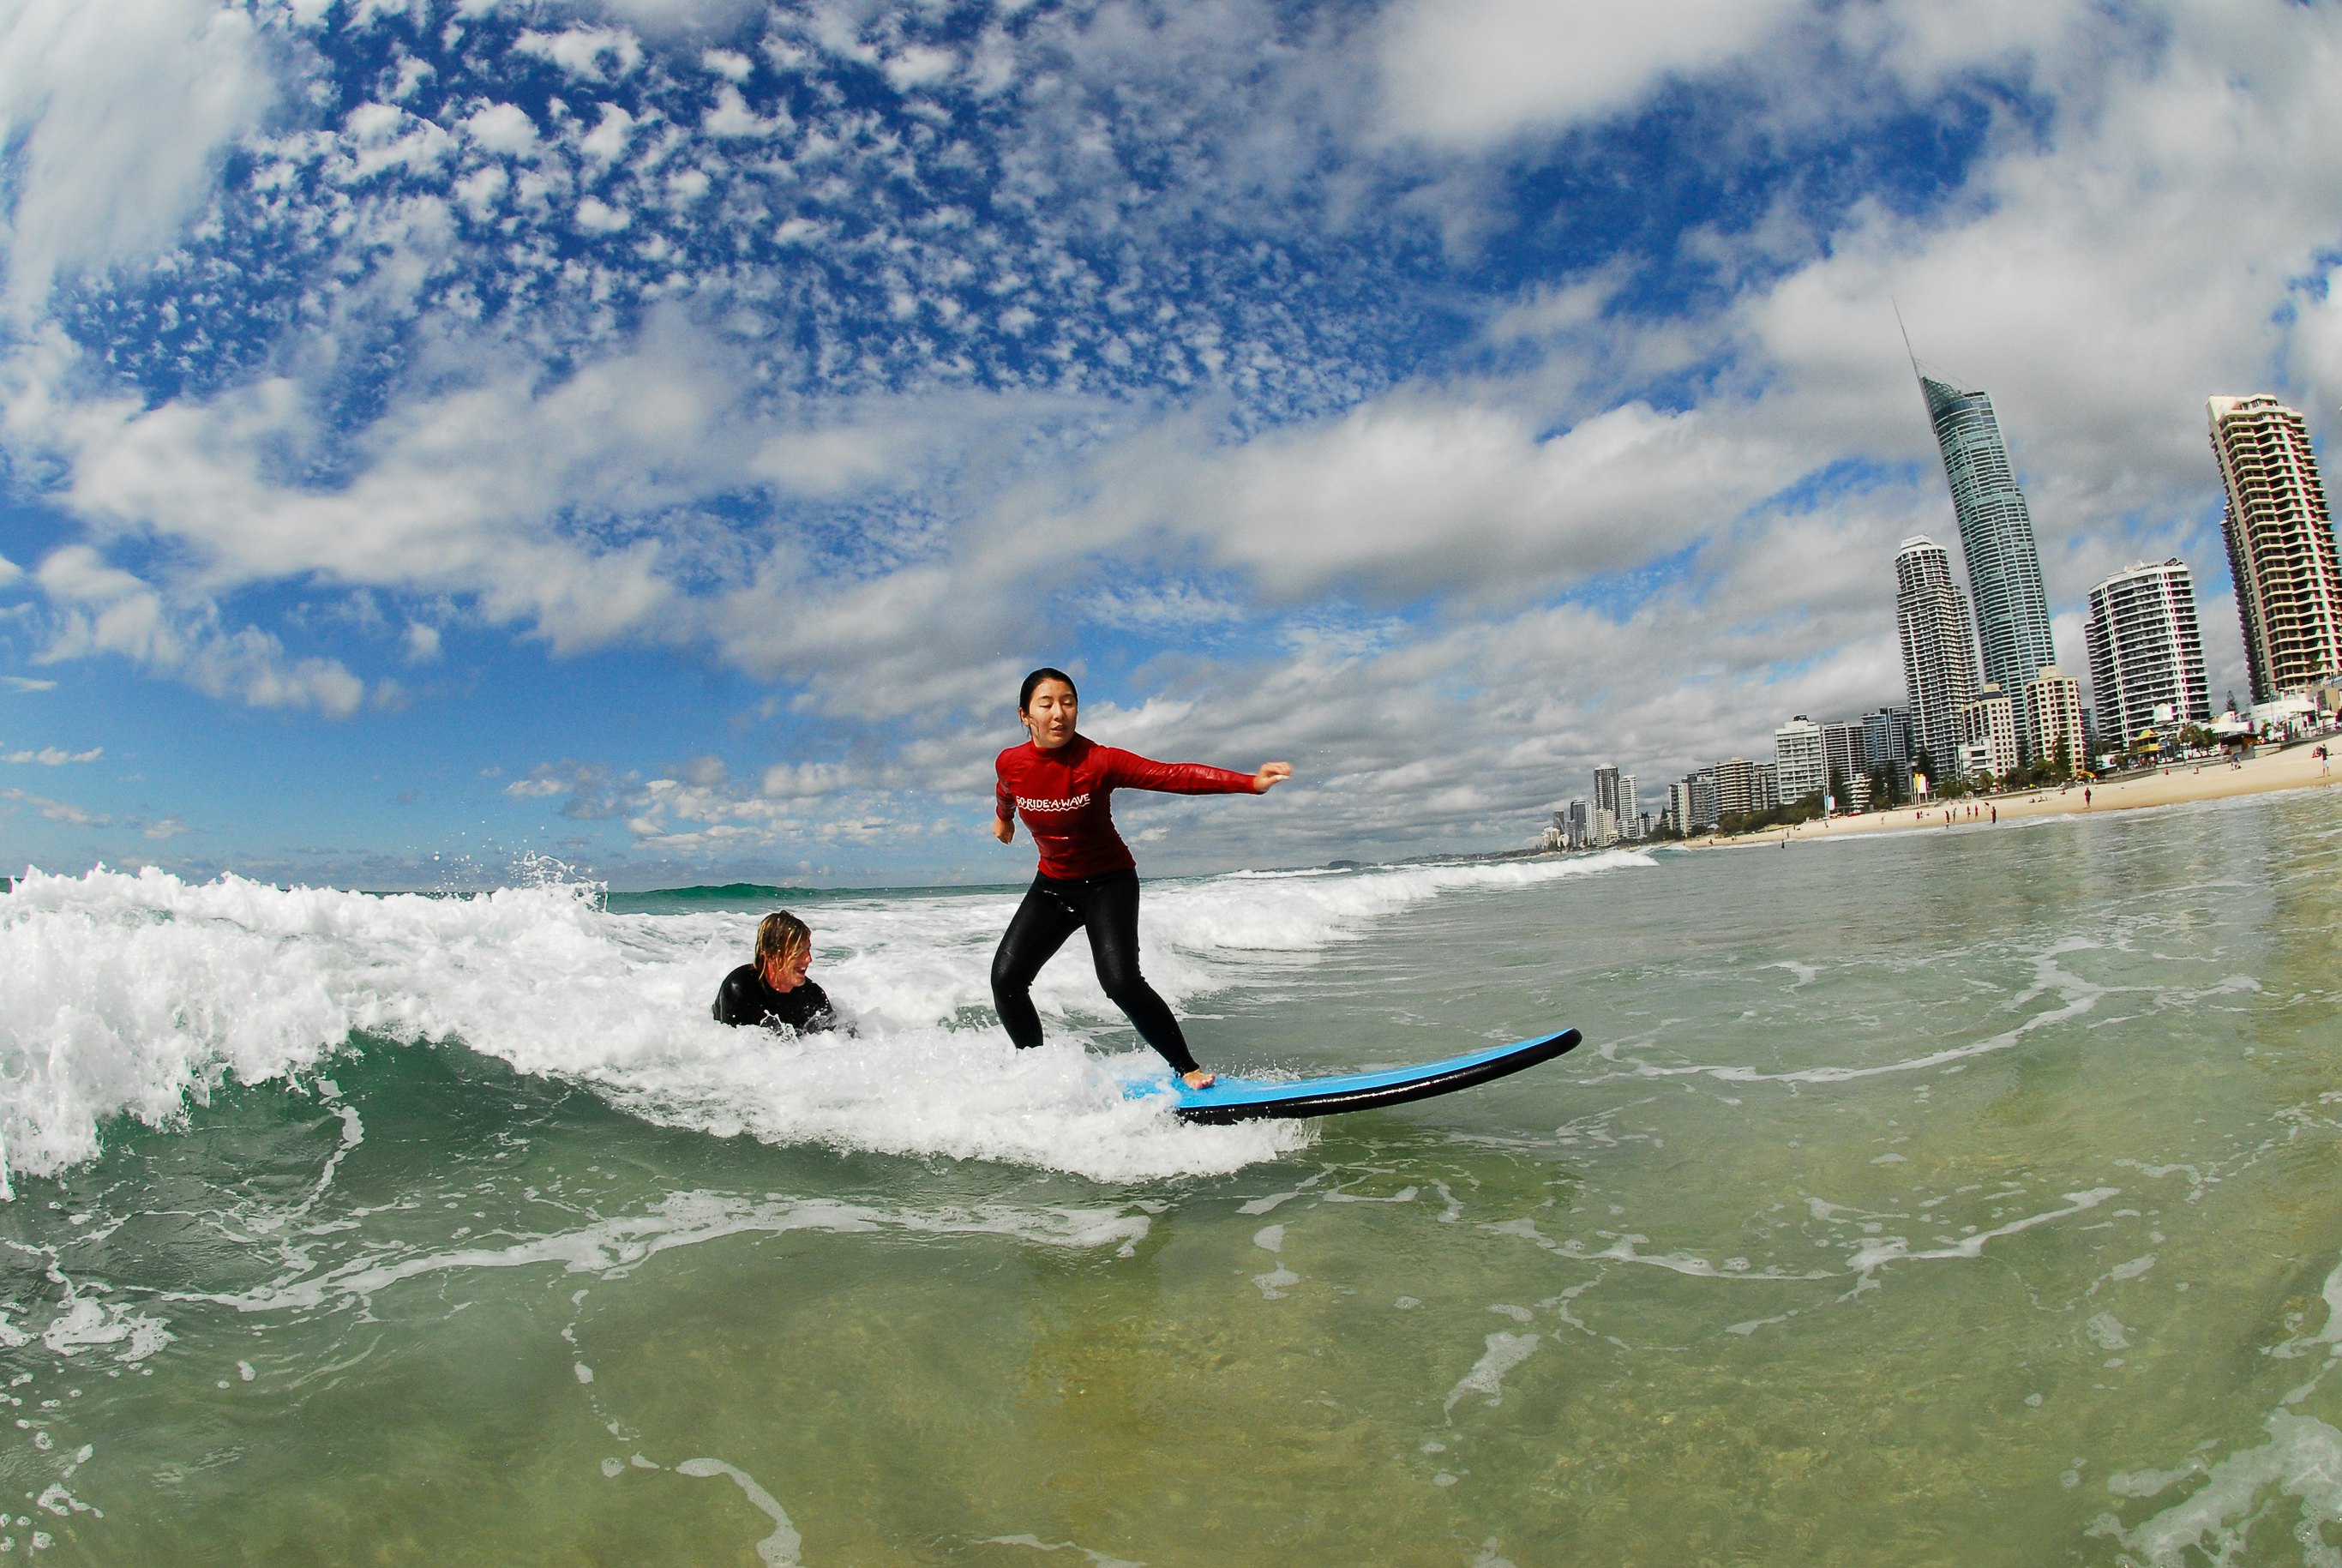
1, 3, 2338, 885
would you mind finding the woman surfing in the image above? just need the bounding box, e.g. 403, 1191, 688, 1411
990, 667, 1291, 1089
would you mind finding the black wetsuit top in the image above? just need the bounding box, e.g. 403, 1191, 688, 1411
712, 965, 838, 1032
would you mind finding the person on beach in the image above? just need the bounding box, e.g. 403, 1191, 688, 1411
990, 667, 1291, 1089
713, 910, 840, 1033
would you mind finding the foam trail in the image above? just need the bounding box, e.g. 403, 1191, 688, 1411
675, 1458, 802, 1566
0, 853, 1648, 1188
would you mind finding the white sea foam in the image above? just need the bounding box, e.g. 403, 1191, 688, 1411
0, 853, 1646, 1190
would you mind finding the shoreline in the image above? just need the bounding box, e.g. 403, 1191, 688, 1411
1680, 739, 2338, 850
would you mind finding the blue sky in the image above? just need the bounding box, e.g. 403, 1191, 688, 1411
2, 0, 2339, 886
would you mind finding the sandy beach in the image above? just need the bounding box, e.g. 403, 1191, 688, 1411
1689, 737, 2339, 847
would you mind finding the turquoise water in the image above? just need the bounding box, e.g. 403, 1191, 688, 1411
3, 791, 2341, 1563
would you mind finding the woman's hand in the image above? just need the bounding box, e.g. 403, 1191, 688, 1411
1252, 761, 1293, 794
992, 814, 1015, 844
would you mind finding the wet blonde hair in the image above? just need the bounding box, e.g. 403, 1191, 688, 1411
755, 911, 812, 967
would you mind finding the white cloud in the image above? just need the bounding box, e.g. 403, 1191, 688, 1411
453, 164, 508, 219
2, 745, 100, 765
33, 546, 367, 718
700, 47, 751, 81
883, 45, 956, 93
342, 101, 456, 181
141, 814, 188, 839
1377, 0, 1803, 147
513, 26, 644, 82
0, 0, 279, 313
579, 103, 639, 166
461, 102, 540, 157
0, 786, 107, 826
3, 676, 57, 693
576, 196, 634, 232
701, 82, 788, 139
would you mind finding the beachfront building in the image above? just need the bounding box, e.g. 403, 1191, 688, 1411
1860, 706, 1914, 801
1593, 766, 1621, 821
1820, 719, 1868, 809
2207, 395, 2342, 702
1706, 756, 1780, 821
1667, 778, 1702, 835
2021, 665, 2087, 775
2084, 557, 2212, 754
1895, 535, 1984, 777
1564, 798, 1591, 849
1618, 775, 1640, 840
1688, 772, 1720, 832
1920, 375, 2059, 749
1775, 717, 1825, 804
1958, 683, 2021, 782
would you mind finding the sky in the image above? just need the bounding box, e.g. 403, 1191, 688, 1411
1, 0, 2339, 888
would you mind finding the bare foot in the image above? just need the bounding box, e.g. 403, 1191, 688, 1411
1180, 1068, 1216, 1090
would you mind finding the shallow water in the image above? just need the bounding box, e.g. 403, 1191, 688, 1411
3, 794, 2341, 1564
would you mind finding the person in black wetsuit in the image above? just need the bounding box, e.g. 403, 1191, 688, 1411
712, 910, 839, 1032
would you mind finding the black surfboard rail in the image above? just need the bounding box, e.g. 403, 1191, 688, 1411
1174, 1028, 1583, 1125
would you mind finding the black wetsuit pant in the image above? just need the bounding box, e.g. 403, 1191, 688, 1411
989, 868, 1198, 1075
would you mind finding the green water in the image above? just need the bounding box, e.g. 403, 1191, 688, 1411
7, 790, 2342, 1565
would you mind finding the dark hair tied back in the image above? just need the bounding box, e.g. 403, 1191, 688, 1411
1018, 666, 1077, 713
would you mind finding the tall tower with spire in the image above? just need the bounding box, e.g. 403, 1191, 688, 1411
1915, 374, 2059, 747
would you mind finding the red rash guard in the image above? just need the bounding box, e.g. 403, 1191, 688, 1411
995, 735, 1255, 880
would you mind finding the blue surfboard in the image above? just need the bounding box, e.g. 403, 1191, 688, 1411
1126, 1028, 1582, 1124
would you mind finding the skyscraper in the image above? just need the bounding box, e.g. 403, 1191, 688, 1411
1920, 375, 2059, 737
2084, 557, 2210, 754
2207, 395, 2342, 702
1593, 766, 1621, 820
1895, 535, 1982, 779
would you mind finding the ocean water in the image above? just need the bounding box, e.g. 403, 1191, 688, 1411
3, 791, 2340, 1565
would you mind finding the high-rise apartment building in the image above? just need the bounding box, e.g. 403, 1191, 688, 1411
1709, 757, 1775, 820
2207, 395, 2342, 701
1958, 683, 2020, 781
1775, 717, 1825, 803
1820, 719, 1867, 809
1592, 766, 1621, 820
2021, 666, 2087, 774
1895, 535, 1983, 777
1859, 706, 1913, 798
1688, 772, 1719, 832
1665, 779, 1694, 836
2084, 557, 2211, 754
1618, 774, 1639, 840
1921, 375, 2059, 740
